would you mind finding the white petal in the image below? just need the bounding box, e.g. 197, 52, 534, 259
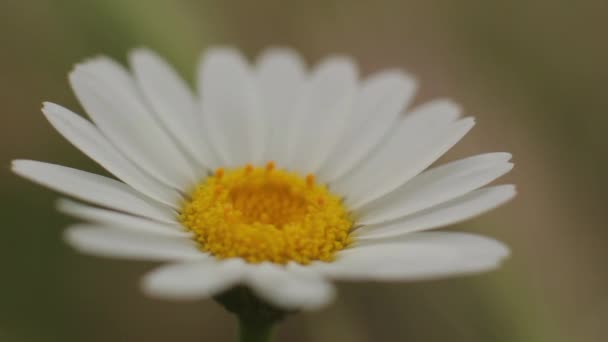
356, 153, 513, 225
334, 109, 473, 209
287, 56, 358, 174
197, 47, 264, 167
57, 199, 189, 238
42, 102, 181, 207
312, 232, 509, 281
255, 48, 307, 166
69, 57, 198, 190
12, 160, 175, 223
65, 225, 204, 261
142, 259, 245, 300
355, 185, 516, 240
246, 262, 335, 310
402, 99, 463, 125
129, 49, 218, 170
318, 70, 417, 182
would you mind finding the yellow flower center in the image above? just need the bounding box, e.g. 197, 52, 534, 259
180, 162, 353, 264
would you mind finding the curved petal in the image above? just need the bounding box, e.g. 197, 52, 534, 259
356, 153, 513, 225
42, 102, 181, 207
64, 225, 204, 261
57, 199, 189, 238
287, 56, 358, 174
69, 57, 198, 190
142, 259, 245, 300
333, 106, 472, 209
312, 232, 509, 281
246, 262, 335, 310
129, 48, 218, 171
355, 185, 516, 240
255, 48, 307, 166
197, 47, 264, 167
318, 70, 417, 182
12, 160, 176, 223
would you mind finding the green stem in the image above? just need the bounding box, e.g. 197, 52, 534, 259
238, 315, 276, 342
214, 286, 294, 342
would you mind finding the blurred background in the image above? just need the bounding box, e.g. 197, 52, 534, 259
1, 0, 607, 341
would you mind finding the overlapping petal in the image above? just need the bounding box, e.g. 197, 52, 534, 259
42, 102, 181, 207
130, 48, 218, 171
142, 259, 245, 300
355, 185, 516, 240
355, 153, 513, 225
333, 108, 473, 209
287, 56, 358, 174
70, 57, 199, 190
197, 48, 264, 167
312, 232, 509, 280
318, 70, 416, 182
65, 224, 203, 261
12, 160, 176, 223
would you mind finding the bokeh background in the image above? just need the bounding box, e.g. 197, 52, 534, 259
2, 0, 607, 341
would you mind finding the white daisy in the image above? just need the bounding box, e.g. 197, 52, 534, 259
12, 47, 515, 311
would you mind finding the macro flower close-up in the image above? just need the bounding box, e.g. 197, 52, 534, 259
13, 46, 515, 317
5, 1, 608, 341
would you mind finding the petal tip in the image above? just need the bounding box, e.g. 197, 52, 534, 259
10, 159, 33, 174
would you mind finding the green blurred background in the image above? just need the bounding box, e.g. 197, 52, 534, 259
1, 0, 607, 341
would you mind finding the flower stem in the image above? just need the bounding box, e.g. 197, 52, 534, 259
238, 315, 276, 342
214, 286, 293, 342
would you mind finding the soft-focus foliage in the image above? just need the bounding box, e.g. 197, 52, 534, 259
1, 0, 606, 341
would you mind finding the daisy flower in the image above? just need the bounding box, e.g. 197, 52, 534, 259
12, 47, 515, 313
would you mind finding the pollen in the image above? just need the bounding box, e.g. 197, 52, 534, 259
180, 164, 353, 264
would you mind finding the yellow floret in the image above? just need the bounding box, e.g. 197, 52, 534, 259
180, 162, 353, 264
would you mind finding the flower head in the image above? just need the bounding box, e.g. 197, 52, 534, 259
13, 47, 515, 310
